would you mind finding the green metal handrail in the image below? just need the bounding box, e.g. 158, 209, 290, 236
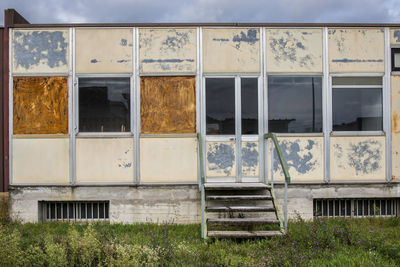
264, 133, 291, 184
197, 133, 207, 239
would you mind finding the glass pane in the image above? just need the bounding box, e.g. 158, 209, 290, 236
332, 77, 382, 86
394, 53, 400, 68
268, 76, 322, 133
241, 78, 258, 134
79, 78, 130, 132
332, 88, 382, 131
206, 78, 235, 135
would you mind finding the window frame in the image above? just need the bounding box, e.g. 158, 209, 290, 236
391, 47, 400, 72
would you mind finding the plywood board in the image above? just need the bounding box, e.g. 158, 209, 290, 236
270, 137, 324, 181
391, 76, 400, 179
241, 141, 259, 177
140, 76, 196, 134
140, 138, 198, 183
206, 141, 236, 177
203, 28, 260, 73
13, 29, 69, 73
330, 136, 386, 180
12, 138, 69, 184
139, 28, 196, 73
76, 138, 133, 183
390, 29, 400, 45
76, 28, 133, 73
328, 28, 384, 73
266, 28, 323, 73
13, 76, 68, 134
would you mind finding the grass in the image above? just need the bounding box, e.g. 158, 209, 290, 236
0, 216, 400, 266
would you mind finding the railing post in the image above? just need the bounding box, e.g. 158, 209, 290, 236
284, 180, 288, 232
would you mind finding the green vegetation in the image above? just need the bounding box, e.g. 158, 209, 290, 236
0, 216, 400, 266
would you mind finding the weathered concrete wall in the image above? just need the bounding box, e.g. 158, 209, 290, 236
390, 29, 400, 45
206, 141, 236, 177
241, 141, 259, 177
330, 136, 386, 180
328, 28, 384, 73
76, 28, 133, 73
12, 138, 70, 184
13, 29, 69, 73
76, 138, 133, 183
392, 76, 400, 179
140, 137, 198, 183
139, 28, 196, 73
266, 28, 323, 73
203, 28, 260, 73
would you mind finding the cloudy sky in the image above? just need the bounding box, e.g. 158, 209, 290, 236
1, 0, 400, 25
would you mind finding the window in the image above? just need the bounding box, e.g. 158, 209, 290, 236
40, 201, 109, 221
268, 76, 322, 133
332, 77, 382, 131
392, 48, 400, 72
78, 77, 130, 132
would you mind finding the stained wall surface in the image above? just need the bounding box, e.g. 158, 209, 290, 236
76, 138, 134, 183
140, 76, 196, 134
241, 141, 259, 177
206, 141, 236, 177
13, 76, 68, 134
12, 138, 70, 184
330, 136, 386, 180
266, 28, 323, 73
390, 29, 400, 45
139, 28, 197, 73
203, 28, 260, 73
271, 137, 324, 181
140, 138, 198, 183
391, 76, 400, 179
76, 28, 133, 73
328, 28, 384, 73
13, 29, 69, 73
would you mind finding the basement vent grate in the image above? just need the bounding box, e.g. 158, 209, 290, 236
313, 199, 399, 218
40, 201, 109, 221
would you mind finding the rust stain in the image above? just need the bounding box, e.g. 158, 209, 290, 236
393, 111, 399, 133
13, 76, 68, 134
140, 76, 196, 134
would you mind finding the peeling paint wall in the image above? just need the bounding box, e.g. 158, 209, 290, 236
140, 138, 198, 183
12, 138, 70, 184
76, 28, 133, 73
241, 141, 259, 177
139, 28, 196, 73
391, 76, 400, 179
330, 136, 386, 180
203, 28, 260, 73
13, 29, 69, 73
206, 141, 236, 177
328, 28, 384, 73
266, 28, 323, 73
76, 138, 133, 183
271, 137, 324, 181
390, 29, 400, 45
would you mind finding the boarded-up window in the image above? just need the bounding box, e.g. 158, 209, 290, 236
140, 76, 196, 134
13, 76, 68, 134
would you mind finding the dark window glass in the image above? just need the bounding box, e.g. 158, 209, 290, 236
241, 78, 258, 134
79, 78, 130, 132
268, 76, 322, 133
206, 78, 235, 135
392, 48, 400, 72
332, 88, 382, 131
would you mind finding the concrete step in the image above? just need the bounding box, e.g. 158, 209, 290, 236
206, 195, 272, 201
208, 230, 283, 238
206, 206, 275, 212
204, 183, 270, 190
207, 218, 280, 224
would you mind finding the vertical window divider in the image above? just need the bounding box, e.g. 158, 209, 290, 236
197, 26, 203, 187
384, 27, 392, 181
134, 27, 140, 184
235, 76, 242, 183
259, 27, 265, 184
8, 29, 13, 185
263, 28, 269, 184
70, 27, 76, 185
323, 27, 331, 183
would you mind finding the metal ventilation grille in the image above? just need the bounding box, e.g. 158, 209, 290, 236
313, 199, 399, 218
40, 201, 109, 221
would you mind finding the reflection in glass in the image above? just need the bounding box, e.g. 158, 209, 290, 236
332, 88, 382, 131
79, 78, 130, 132
206, 78, 235, 135
241, 78, 258, 134
268, 76, 322, 133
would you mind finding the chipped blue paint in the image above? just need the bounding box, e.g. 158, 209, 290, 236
120, 38, 127, 46
296, 42, 305, 49
302, 32, 310, 35
141, 59, 185, 63
212, 38, 229, 42
207, 143, 235, 176
161, 30, 191, 52
118, 162, 132, 168
232, 29, 259, 45
242, 143, 259, 175
90, 59, 99, 63
348, 140, 381, 175
332, 59, 383, 63
117, 59, 129, 63
394, 30, 400, 42
14, 31, 68, 70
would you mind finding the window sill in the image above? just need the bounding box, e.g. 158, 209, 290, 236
330, 131, 385, 137
274, 133, 324, 137
76, 132, 133, 138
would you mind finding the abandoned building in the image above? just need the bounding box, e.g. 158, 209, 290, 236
1, 9, 400, 237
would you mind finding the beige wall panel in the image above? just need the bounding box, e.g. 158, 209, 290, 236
266, 28, 323, 73
13, 29, 69, 73
203, 28, 260, 73
392, 76, 400, 178
242, 141, 259, 177
390, 29, 400, 45
139, 28, 196, 73
330, 136, 386, 180
140, 138, 198, 183
206, 141, 236, 177
76, 138, 133, 183
270, 137, 324, 181
13, 138, 69, 184
328, 28, 384, 73
76, 28, 133, 73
